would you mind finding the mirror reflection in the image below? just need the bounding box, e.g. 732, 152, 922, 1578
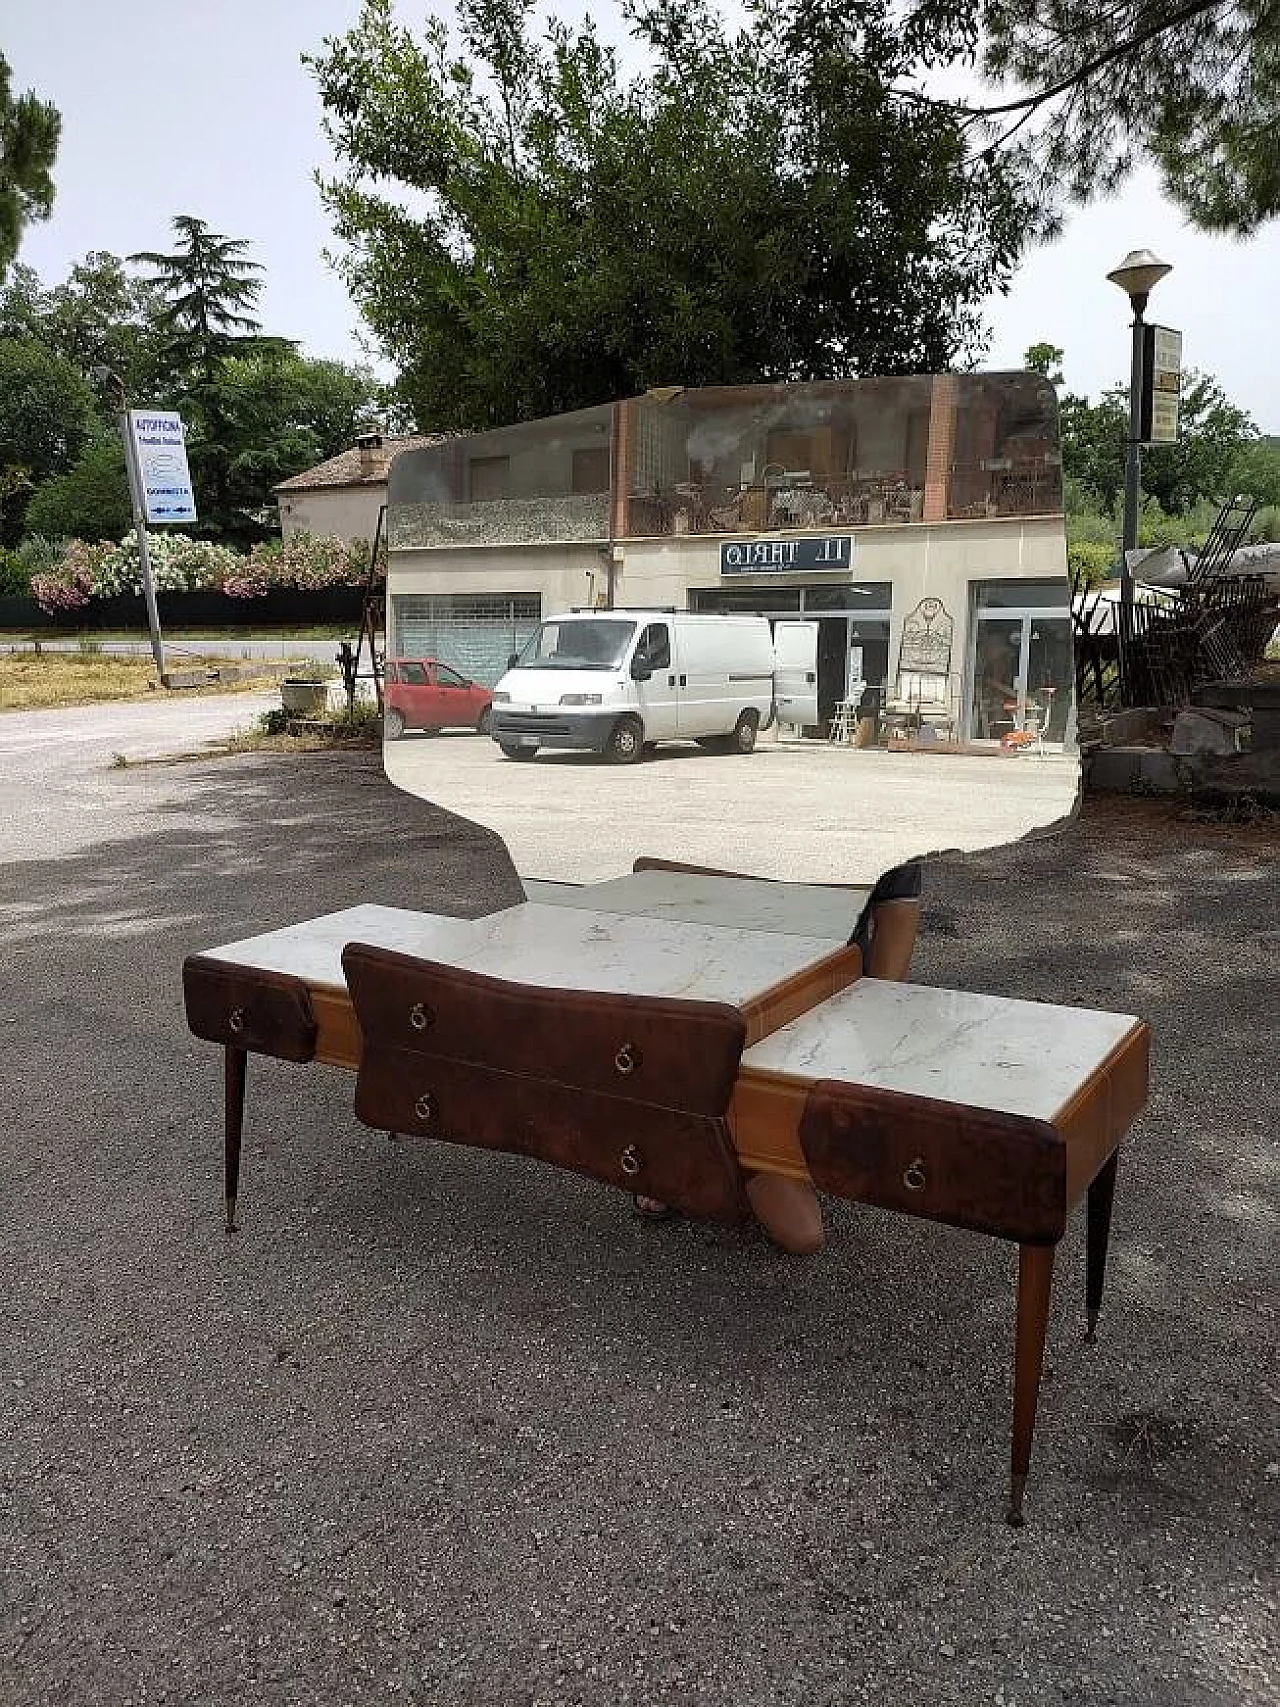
382, 374, 1078, 884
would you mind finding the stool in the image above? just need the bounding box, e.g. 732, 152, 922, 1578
828, 700, 857, 744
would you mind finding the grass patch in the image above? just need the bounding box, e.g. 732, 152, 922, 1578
0, 650, 311, 711
219, 699, 383, 755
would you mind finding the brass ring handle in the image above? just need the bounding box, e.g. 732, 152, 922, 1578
414, 1092, 435, 1123
903, 1158, 927, 1192
409, 1002, 432, 1032
228, 1008, 246, 1034
615, 1043, 637, 1075
620, 1145, 641, 1177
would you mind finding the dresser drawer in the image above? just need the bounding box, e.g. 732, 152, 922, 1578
797, 1080, 1068, 1245
183, 956, 317, 1062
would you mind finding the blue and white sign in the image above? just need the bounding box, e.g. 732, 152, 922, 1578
128, 410, 197, 524
721, 535, 853, 576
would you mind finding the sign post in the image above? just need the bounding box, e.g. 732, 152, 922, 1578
1140, 326, 1182, 445
116, 408, 198, 679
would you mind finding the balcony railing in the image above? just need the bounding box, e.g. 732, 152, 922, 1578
947, 459, 1063, 521
624, 473, 925, 538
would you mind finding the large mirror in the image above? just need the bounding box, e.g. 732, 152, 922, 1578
382, 374, 1077, 884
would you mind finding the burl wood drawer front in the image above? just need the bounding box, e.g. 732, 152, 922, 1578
797, 1080, 1068, 1245
183, 956, 317, 1062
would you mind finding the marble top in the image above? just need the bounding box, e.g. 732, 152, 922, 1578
202, 902, 844, 1007
519, 870, 866, 943
740, 980, 1142, 1123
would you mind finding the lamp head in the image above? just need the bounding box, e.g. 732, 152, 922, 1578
1106, 249, 1172, 304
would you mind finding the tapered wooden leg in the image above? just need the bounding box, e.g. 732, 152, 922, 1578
1085, 1151, 1119, 1341
1009, 1242, 1056, 1527
225, 1045, 247, 1233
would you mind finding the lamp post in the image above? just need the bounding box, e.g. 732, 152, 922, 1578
1105, 248, 1172, 628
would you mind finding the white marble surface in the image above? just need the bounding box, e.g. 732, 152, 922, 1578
204, 901, 842, 1006
519, 870, 866, 942
741, 980, 1142, 1122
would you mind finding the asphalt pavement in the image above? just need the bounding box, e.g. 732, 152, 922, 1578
0, 730, 1276, 1706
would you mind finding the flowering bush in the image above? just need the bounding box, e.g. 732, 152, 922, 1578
246, 533, 383, 592
28, 530, 382, 615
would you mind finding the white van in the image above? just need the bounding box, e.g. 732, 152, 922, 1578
489, 609, 819, 763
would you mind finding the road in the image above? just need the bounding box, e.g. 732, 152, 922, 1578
386, 727, 1082, 882
0, 689, 278, 864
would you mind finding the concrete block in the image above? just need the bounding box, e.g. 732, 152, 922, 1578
1170, 707, 1246, 757
1087, 746, 1198, 794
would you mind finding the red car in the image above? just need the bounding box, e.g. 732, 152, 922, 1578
383, 659, 494, 738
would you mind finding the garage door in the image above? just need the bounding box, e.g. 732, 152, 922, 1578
392, 593, 541, 687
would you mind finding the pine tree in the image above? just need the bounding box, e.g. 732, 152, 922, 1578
0, 52, 61, 282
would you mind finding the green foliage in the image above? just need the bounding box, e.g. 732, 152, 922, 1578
0, 545, 29, 595
23, 434, 133, 542
1227, 438, 1280, 508
219, 347, 385, 522
0, 53, 60, 281
0, 253, 167, 402
919, 0, 1280, 235
309, 0, 1038, 431
130, 217, 268, 381
1066, 539, 1115, 588
0, 337, 97, 542
1023, 343, 1065, 386
1053, 352, 1260, 521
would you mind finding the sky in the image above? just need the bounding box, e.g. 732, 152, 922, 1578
6, 0, 1279, 430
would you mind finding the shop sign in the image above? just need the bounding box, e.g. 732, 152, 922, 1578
1140, 327, 1182, 445
721, 535, 853, 576
127, 409, 197, 524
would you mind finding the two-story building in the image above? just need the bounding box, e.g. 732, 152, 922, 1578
385, 374, 1073, 746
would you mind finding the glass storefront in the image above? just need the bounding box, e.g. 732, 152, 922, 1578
967, 581, 1074, 744
691, 583, 892, 726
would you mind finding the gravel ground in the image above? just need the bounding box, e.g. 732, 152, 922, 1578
1, 751, 1276, 1707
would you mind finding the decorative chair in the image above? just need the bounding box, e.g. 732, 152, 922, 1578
883, 597, 957, 742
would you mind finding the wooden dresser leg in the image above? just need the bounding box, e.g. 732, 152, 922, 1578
225, 1046, 247, 1234
1009, 1243, 1056, 1527
1086, 1151, 1120, 1341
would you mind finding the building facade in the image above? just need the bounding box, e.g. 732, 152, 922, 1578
274, 432, 444, 544
386, 375, 1073, 746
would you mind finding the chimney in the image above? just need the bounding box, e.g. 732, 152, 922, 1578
354, 421, 385, 477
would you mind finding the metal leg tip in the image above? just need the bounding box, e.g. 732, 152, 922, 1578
224, 1197, 238, 1234
1085, 1308, 1100, 1342
1006, 1475, 1027, 1528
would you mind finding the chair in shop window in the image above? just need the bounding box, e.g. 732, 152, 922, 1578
883, 597, 956, 742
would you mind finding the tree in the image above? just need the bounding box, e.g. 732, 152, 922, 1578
218, 347, 385, 525
906, 0, 1280, 236
22, 433, 132, 542
1227, 437, 1280, 507
0, 251, 167, 400
1023, 343, 1065, 387
131, 217, 285, 539
0, 338, 96, 543
1136, 370, 1256, 513
0, 52, 60, 281
308, 0, 1038, 431
130, 216, 269, 383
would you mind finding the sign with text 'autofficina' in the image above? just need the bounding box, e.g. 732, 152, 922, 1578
128, 410, 198, 524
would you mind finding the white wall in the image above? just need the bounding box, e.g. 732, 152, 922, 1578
389, 517, 1069, 700
279, 485, 385, 543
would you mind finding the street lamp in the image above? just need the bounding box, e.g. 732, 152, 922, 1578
1106, 248, 1172, 626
